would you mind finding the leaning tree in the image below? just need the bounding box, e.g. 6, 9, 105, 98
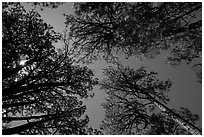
99, 65, 201, 134
145, 107, 200, 135
2, 3, 98, 135
64, 3, 202, 134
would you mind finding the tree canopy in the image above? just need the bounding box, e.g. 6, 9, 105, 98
64, 3, 202, 134
65, 2, 201, 64
29, 2, 64, 10
99, 65, 201, 134
100, 65, 171, 134
2, 2, 202, 135
2, 3, 98, 135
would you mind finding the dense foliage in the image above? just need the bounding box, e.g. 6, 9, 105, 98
100, 65, 171, 134
64, 3, 202, 134
2, 2, 202, 135
99, 65, 201, 134
2, 3, 98, 135
65, 2, 201, 64
29, 2, 64, 10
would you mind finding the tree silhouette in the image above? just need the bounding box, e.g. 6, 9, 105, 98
3, 2, 201, 135
145, 107, 200, 135
29, 2, 64, 10
65, 2, 201, 63
2, 3, 98, 135
99, 65, 201, 134
64, 3, 202, 133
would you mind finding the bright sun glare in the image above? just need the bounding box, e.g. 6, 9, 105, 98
19, 60, 27, 66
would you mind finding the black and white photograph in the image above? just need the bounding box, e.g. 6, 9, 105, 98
2, 1, 202, 135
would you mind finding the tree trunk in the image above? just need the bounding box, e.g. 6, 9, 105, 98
2, 116, 54, 135
146, 93, 202, 135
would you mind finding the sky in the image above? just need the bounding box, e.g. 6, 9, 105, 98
22, 2, 202, 129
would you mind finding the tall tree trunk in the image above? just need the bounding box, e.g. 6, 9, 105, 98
146, 93, 202, 135
2, 115, 55, 135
